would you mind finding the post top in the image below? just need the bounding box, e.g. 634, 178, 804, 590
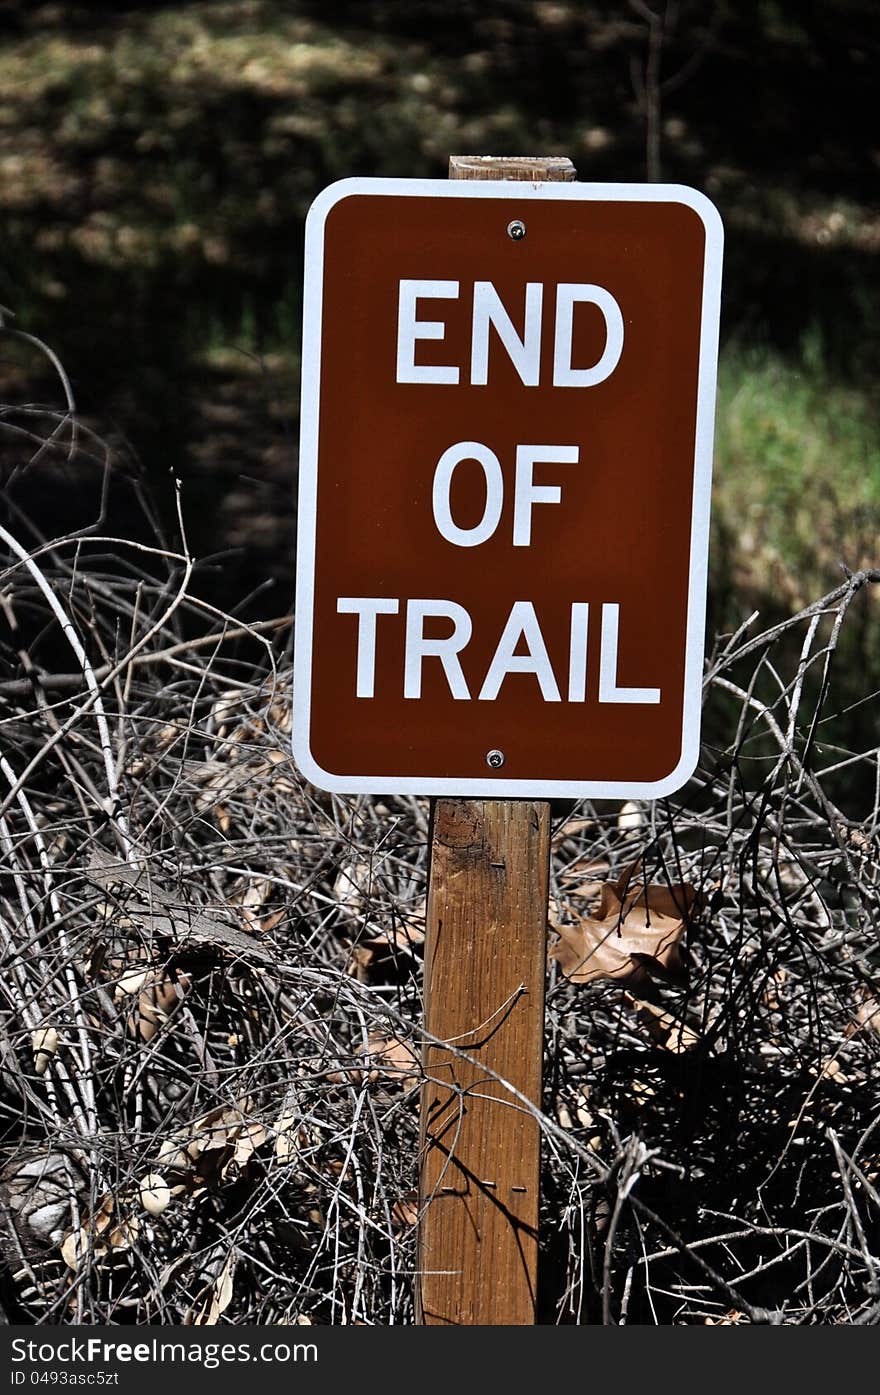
448, 155, 577, 181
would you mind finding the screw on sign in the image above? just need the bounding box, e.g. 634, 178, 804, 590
293, 155, 723, 1325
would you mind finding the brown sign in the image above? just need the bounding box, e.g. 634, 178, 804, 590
294, 179, 723, 797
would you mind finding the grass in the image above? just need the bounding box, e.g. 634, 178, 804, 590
714, 341, 880, 603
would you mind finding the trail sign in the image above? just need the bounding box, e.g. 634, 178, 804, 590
294, 178, 723, 797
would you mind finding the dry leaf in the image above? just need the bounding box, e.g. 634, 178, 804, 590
228, 878, 272, 912
559, 856, 610, 893
551, 816, 594, 848
61, 1195, 113, 1269
550, 862, 694, 987
128, 971, 189, 1042
273, 1112, 301, 1164
115, 968, 150, 998
365, 922, 425, 952
556, 1088, 603, 1148
365, 901, 426, 953
193, 1253, 235, 1326
154, 1099, 268, 1189
391, 1194, 419, 1227
575, 1087, 603, 1149
333, 858, 372, 908
155, 1140, 191, 1173
211, 690, 247, 734
140, 1173, 172, 1216
267, 694, 292, 734
809, 1056, 849, 1084
762, 967, 787, 1011
626, 994, 700, 1053
107, 1215, 139, 1250
263, 748, 299, 794
617, 801, 643, 831
232, 1120, 269, 1169
574, 1085, 596, 1130
230, 883, 287, 936
257, 907, 287, 934
61, 1195, 136, 1270
852, 994, 880, 1038
347, 944, 374, 980
32, 1026, 58, 1075
60, 1229, 85, 1270
557, 1100, 574, 1129
361, 1033, 420, 1088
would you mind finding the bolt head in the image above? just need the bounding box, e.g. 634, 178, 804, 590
507, 219, 526, 241
486, 748, 505, 769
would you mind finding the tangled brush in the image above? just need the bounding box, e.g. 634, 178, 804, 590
1, 330, 879, 1324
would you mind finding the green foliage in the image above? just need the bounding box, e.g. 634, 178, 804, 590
714, 340, 880, 596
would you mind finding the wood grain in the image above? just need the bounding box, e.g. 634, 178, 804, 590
416, 799, 551, 1324
448, 155, 576, 181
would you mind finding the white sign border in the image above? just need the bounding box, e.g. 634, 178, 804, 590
293, 177, 723, 799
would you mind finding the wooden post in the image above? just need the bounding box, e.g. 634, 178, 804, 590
416, 154, 574, 1327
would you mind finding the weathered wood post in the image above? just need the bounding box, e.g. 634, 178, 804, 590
415, 154, 576, 1327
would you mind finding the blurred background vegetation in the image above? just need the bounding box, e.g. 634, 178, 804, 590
0, 0, 877, 693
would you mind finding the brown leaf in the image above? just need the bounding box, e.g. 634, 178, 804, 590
127, 971, 189, 1042
347, 944, 374, 980
153, 1099, 267, 1189
61, 1195, 136, 1270
231, 1121, 269, 1169
361, 1033, 420, 1088
192, 1253, 235, 1326
60, 1230, 89, 1270
551, 817, 594, 848
333, 857, 372, 908
228, 879, 271, 912
556, 1088, 603, 1148
391, 1194, 419, 1227
852, 994, 880, 1038
364, 920, 426, 953
626, 994, 700, 1053
558, 857, 610, 900
61, 1195, 113, 1270
762, 967, 787, 1012
107, 1215, 139, 1250
617, 801, 643, 831
273, 1112, 303, 1164
812, 1056, 848, 1083
259, 907, 287, 933
237, 904, 286, 936
550, 862, 695, 987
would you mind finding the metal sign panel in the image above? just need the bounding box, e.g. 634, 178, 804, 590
294, 178, 723, 797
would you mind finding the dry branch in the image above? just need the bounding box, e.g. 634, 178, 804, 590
2, 359, 879, 1325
